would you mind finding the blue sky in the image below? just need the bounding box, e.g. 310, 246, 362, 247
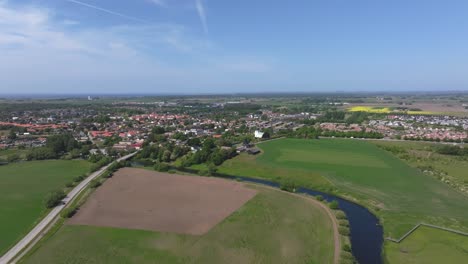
1, 0, 468, 94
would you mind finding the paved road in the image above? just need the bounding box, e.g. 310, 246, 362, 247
0, 153, 137, 264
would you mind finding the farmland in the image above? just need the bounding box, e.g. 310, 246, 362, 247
22, 169, 335, 264
348, 105, 436, 115
218, 138, 468, 262
0, 160, 92, 255
385, 225, 468, 263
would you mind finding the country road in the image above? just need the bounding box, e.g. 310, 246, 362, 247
0, 152, 137, 264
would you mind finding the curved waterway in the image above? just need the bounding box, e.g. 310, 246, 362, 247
214, 174, 384, 264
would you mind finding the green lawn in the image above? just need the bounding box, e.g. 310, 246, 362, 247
0, 160, 92, 255
219, 139, 468, 238
385, 226, 468, 263
23, 185, 334, 264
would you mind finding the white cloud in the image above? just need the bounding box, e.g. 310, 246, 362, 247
195, 0, 208, 34
63, 19, 79, 26
0, 1, 275, 93
148, 0, 167, 7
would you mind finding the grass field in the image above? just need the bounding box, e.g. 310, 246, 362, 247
371, 140, 468, 195
22, 185, 335, 264
385, 225, 468, 263
219, 139, 468, 236
0, 160, 92, 255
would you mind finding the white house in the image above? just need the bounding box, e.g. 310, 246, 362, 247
254, 130, 265, 138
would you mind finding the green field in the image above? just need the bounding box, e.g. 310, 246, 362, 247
371, 140, 468, 195
386, 226, 468, 263
219, 138, 468, 263
23, 185, 335, 264
0, 160, 92, 255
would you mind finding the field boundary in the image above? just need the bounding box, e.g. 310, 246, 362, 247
386, 223, 468, 243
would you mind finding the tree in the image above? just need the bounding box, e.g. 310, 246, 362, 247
152, 126, 165, 134
329, 200, 339, 209
8, 130, 16, 140
26, 147, 58, 160
44, 189, 66, 208
46, 134, 79, 154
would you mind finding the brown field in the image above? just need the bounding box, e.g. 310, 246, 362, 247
68, 168, 257, 235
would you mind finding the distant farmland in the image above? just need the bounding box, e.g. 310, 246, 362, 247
0, 160, 91, 255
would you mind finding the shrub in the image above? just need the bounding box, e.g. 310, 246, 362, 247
338, 226, 350, 236
73, 174, 85, 183
280, 178, 297, 192
336, 211, 347, 219
89, 179, 102, 188
61, 207, 78, 218
197, 169, 210, 176
339, 219, 349, 227
329, 200, 339, 209
44, 190, 66, 208
65, 182, 75, 188
340, 251, 355, 262
102, 171, 113, 178
315, 195, 324, 201
342, 244, 352, 252
154, 162, 170, 172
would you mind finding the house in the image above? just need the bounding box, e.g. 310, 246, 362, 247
254, 130, 264, 138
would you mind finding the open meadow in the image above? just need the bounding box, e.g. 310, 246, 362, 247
218, 138, 468, 263
385, 225, 468, 264
0, 160, 91, 255
22, 169, 335, 264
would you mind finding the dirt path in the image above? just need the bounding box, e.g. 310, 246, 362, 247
248, 184, 341, 264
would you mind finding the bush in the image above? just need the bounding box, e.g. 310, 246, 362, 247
280, 178, 297, 192
338, 226, 350, 236
44, 190, 66, 208
73, 174, 86, 183
197, 169, 210, 176
340, 251, 355, 262
89, 179, 102, 188
342, 244, 352, 252
154, 162, 170, 172
65, 181, 75, 188
329, 200, 339, 209
315, 195, 324, 201
102, 171, 113, 178
336, 211, 347, 219
61, 207, 78, 218
339, 219, 349, 227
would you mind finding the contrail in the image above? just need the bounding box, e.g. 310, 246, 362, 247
64, 0, 148, 23
195, 0, 208, 34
